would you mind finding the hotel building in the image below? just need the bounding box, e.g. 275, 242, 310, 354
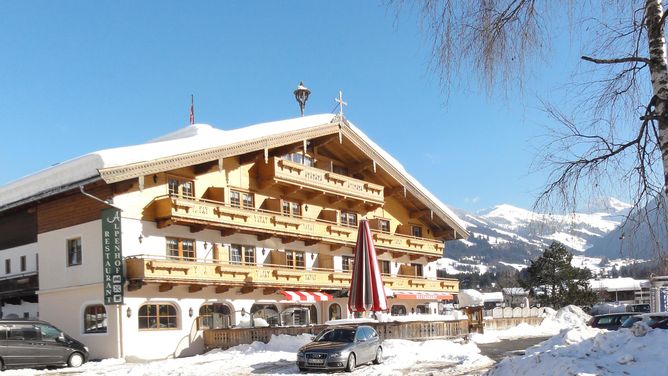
0, 113, 467, 360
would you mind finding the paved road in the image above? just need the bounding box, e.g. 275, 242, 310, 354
477, 336, 552, 362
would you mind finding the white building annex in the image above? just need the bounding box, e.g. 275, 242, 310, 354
0, 113, 468, 360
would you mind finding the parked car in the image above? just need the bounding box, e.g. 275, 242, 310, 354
620, 312, 668, 329
627, 304, 650, 313
588, 313, 638, 330
0, 319, 89, 370
650, 317, 668, 329
296, 325, 382, 372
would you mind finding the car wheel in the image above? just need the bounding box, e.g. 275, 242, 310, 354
345, 353, 356, 372
68, 352, 85, 368
373, 347, 383, 364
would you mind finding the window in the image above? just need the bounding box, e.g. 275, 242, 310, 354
416, 304, 429, 314
230, 245, 255, 265
84, 305, 107, 334
166, 238, 196, 260
168, 177, 194, 197
37, 324, 61, 341
282, 153, 314, 167
411, 225, 423, 238
342, 256, 355, 272
286, 250, 305, 269
378, 219, 390, 233
230, 190, 254, 209
20, 256, 26, 272
138, 303, 177, 330
282, 200, 301, 217
7, 324, 40, 340
411, 263, 424, 277
391, 305, 407, 316
379, 260, 391, 275
340, 211, 357, 227
332, 164, 349, 176
198, 304, 232, 330
4, 259, 9, 274
328, 303, 342, 321
67, 238, 82, 266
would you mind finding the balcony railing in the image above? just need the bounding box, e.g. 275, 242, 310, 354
125, 255, 459, 293
151, 196, 445, 257
258, 157, 384, 205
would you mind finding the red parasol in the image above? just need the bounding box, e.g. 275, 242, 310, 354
348, 219, 389, 313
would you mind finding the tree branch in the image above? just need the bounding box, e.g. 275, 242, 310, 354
581, 55, 650, 65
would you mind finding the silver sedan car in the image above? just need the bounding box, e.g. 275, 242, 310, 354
297, 325, 383, 372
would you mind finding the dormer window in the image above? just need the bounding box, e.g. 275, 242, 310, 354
168, 177, 194, 197
282, 153, 314, 167
340, 211, 357, 227
411, 225, 423, 238
230, 190, 254, 209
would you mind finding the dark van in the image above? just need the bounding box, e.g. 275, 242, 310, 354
0, 319, 89, 370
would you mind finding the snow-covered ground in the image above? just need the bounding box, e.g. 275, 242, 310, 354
2, 305, 664, 376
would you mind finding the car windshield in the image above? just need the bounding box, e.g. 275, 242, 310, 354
315, 328, 355, 343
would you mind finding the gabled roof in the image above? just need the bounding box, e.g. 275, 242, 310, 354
0, 114, 467, 237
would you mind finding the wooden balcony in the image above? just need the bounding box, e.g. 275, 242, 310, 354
125, 256, 459, 294
258, 157, 384, 206
151, 196, 445, 257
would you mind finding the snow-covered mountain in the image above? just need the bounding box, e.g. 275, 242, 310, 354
442, 198, 634, 273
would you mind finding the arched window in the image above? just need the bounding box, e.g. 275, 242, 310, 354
84, 305, 107, 334
328, 303, 342, 321
250, 304, 279, 326
138, 303, 178, 330
199, 303, 232, 329
391, 305, 407, 316
416, 304, 429, 314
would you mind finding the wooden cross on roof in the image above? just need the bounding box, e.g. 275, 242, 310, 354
335, 91, 347, 117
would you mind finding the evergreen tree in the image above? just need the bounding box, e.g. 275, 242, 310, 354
519, 242, 597, 309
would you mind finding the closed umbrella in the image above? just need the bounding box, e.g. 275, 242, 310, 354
348, 219, 388, 313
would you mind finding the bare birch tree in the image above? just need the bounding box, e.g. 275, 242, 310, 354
393, 0, 668, 263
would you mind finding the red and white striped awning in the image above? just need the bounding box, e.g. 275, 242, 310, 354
279, 290, 333, 302
393, 291, 453, 301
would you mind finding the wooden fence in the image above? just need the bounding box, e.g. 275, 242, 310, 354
484, 307, 545, 318
204, 319, 470, 350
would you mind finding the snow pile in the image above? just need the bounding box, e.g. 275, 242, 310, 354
236, 316, 269, 328
487, 325, 668, 376
0, 332, 492, 376
471, 305, 591, 344
459, 289, 485, 307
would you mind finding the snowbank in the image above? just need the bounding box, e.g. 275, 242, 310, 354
471, 305, 591, 344
0, 332, 492, 376
488, 324, 668, 376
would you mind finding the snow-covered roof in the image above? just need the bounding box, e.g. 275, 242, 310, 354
502, 287, 529, 296
482, 292, 504, 303
588, 277, 649, 292
459, 289, 484, 307
0, 114, 467, 233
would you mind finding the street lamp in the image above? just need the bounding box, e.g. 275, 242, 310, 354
293, 81, 311, 117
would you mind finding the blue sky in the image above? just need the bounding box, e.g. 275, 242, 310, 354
0, 1, 581, 213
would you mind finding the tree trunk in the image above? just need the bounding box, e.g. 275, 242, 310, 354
646, 0, 668, 196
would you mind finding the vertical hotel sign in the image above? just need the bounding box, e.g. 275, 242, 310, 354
102, 208, 124, 305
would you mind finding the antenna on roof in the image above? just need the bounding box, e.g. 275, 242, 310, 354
189, 95, 195, 125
